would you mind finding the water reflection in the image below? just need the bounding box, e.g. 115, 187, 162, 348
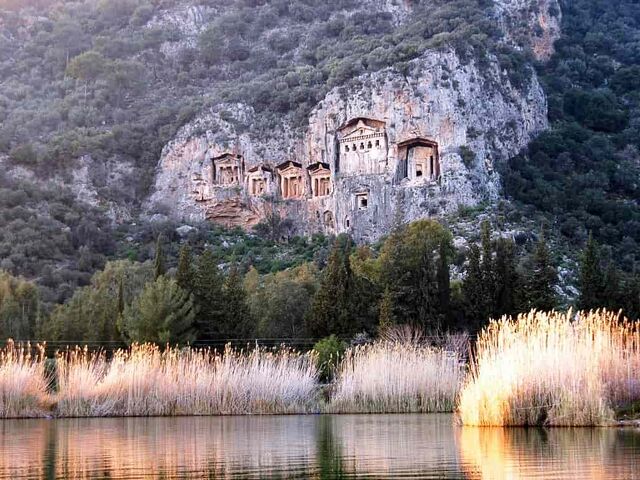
0, 414, 638, 479
458, 426, 640, 479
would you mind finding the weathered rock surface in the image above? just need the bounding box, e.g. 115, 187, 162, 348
495, 0, 562, 60
148, 47, 549, 241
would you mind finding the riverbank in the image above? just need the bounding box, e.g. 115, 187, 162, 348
1, 310, 638, 424
0, 340, 463, 419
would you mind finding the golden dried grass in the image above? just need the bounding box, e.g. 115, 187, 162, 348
0, 340, 50, 418
458, 310, 640, 426
329, 341, 464, 413
55, 344, 319, 417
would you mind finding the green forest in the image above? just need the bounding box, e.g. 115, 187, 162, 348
0, 0, 638, 345
3, 218, 638, 349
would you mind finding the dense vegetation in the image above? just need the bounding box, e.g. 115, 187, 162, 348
0, 0, 639, 342
504, 0, 640, 270
1, 218, 633, 347
0, 0, 534, 311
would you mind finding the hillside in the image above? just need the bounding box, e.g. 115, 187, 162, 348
0, 0, 638, 307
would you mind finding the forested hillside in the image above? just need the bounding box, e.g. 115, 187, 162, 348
0, 0, 532, 302
504, 0, 640, 269
0, 0, 638, 341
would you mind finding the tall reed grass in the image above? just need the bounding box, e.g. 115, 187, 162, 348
329, 341, 464, 413
55, 344, 319, 417
458, 310, 640, 426
0, 340, 50, 418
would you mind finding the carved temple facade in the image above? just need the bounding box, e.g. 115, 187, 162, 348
190, 117, 442, 237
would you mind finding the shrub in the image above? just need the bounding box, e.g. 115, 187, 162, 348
313, 335, 347, 382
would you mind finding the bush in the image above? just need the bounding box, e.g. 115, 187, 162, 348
313, 335, 346, 382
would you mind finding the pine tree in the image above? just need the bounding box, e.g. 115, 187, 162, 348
578, 233, 603, 311
121, 276, 196, 345
528, 233, 557, 311
153, 234, 166, 280
176, 245, 194, 292
193, 250, 225, 341
221, 265, 254, 339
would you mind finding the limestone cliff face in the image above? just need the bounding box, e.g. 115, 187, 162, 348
148, 47, 549, 241
494, 0, 562, 60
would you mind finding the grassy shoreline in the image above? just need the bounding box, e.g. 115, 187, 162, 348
1, 310, 638, 424
0, 340, 463, 419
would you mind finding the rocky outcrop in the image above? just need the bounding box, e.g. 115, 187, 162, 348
147, 47, 549, 242
495, 0, 562, 60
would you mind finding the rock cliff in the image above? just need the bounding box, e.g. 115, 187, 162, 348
148, 48, 549, 241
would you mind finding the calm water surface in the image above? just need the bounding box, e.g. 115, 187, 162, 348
0, 414, 639, 479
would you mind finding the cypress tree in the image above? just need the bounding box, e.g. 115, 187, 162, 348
153, 234, 166, 280
480, 221, 495, 313
416, 248, 439, 331
463, 244, 486, 331
578, 233, 603, 311
176, 245, 194, 292
622, 273, 640, 320
221, 265, 254, 339
193, 250, 225, 341
117, 275, 125, 316
307, 235, 353, 338
494, 238, 519, 317
528, 233, 557, 311
602, 263, 622, 311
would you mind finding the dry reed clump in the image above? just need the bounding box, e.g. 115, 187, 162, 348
0, 340, 50, 418
458, 310, 640, 427
328, 341, 464, 413
55, 344, 319, 417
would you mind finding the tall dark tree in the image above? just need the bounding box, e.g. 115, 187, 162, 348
306, 235, 354, 337
153, 235, 166, 280
527, 233, 557, 311
176, 245, 194, 292
463, 244, 486, 331
221, 265, 254, 338
602, 263, 623, 312
377, 220, 453, 332
437, 240, 452, 324
193, 250, 225, 341
494, 238, 520, 317
578, 233, 604, 310
480, 221, 496, 313
622, 273, 640, 320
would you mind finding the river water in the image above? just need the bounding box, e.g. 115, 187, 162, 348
0, 414, 638, 479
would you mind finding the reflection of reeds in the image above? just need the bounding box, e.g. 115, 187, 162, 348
0, 340, 49, 418
55, 344, 319, 416
329, 342, 463, 413
458, 310, 640, 426
458, 426, 640, 479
